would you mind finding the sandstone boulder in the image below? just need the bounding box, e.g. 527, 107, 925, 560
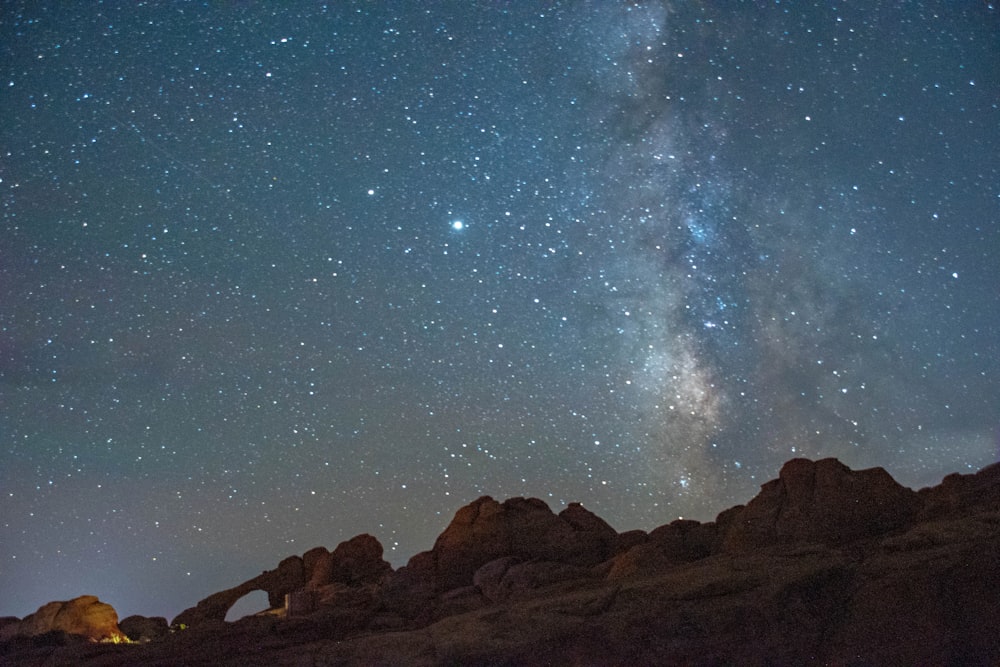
557, 502, 619, 562
323, 533, 392, 586
609, 518, 718, 579
430, 495, 618, 592
722, 457, 921, 550
379, 496, 617, 620
0, 596, 126, 643
496, 560, 595, 601
294, 534, 396, 591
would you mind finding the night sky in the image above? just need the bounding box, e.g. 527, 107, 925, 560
2, 2, 998, 621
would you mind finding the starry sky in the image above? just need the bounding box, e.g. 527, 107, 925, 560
2, 1, 998, 621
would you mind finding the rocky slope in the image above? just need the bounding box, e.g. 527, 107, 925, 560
3, 457, 999, 666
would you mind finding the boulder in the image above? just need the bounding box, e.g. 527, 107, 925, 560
0, 596, 126, 643
558, 502, 619, 562
430, 495, 523, 592
493, 560, 595, 601
324, 533, 392, 586
379, 497, 619, 620
306, 536, 394, 584
722, 457, 921, 550
609, 519, 718, 579
429, 495, 618, 593
119, 615, 169, 642
472, 556, 520, 603
302, 546, 330, 587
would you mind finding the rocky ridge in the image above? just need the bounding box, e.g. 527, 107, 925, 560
3, 457, 999, 666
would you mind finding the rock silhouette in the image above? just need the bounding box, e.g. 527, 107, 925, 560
118, 615, 169, 643
722, 457, 922, 549
171, 533, 392, 628
3, 457, 999, 666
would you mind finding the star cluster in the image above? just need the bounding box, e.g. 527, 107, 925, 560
2, 2, 998, 620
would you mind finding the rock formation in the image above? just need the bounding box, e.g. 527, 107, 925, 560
3, 457, 999, 666
306, 533, 393, 589
721, 457, 922, 549
0, 595, 126, 644
172, 532, 392, 627
118, 615, 170, 643
378, 495, 620, 622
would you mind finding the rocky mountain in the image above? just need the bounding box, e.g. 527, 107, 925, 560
3, 457, 999, 666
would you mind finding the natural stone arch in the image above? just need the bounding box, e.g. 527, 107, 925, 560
170, 534, 392, 629
172, 556, 305, 628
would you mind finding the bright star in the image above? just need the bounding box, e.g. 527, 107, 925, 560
451, 220, 465, 230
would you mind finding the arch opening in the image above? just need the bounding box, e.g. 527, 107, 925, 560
224, 589, 270, 622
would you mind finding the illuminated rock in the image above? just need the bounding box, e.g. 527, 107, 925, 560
0, 595, 126, 643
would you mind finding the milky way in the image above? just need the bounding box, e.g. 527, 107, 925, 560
2, 2, 998, 620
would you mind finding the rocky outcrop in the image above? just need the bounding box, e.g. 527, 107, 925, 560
171, 554, 306, 628
172, 533, 392, 628
119, 615, 169, 643
607, 517, 718, 579
721, 457, 922, 550
306, 533, 392, 589
4, 457, 1000, 666
379, 496, 616, 621
0, 596, 126, 643
917, 460, 1000, 520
